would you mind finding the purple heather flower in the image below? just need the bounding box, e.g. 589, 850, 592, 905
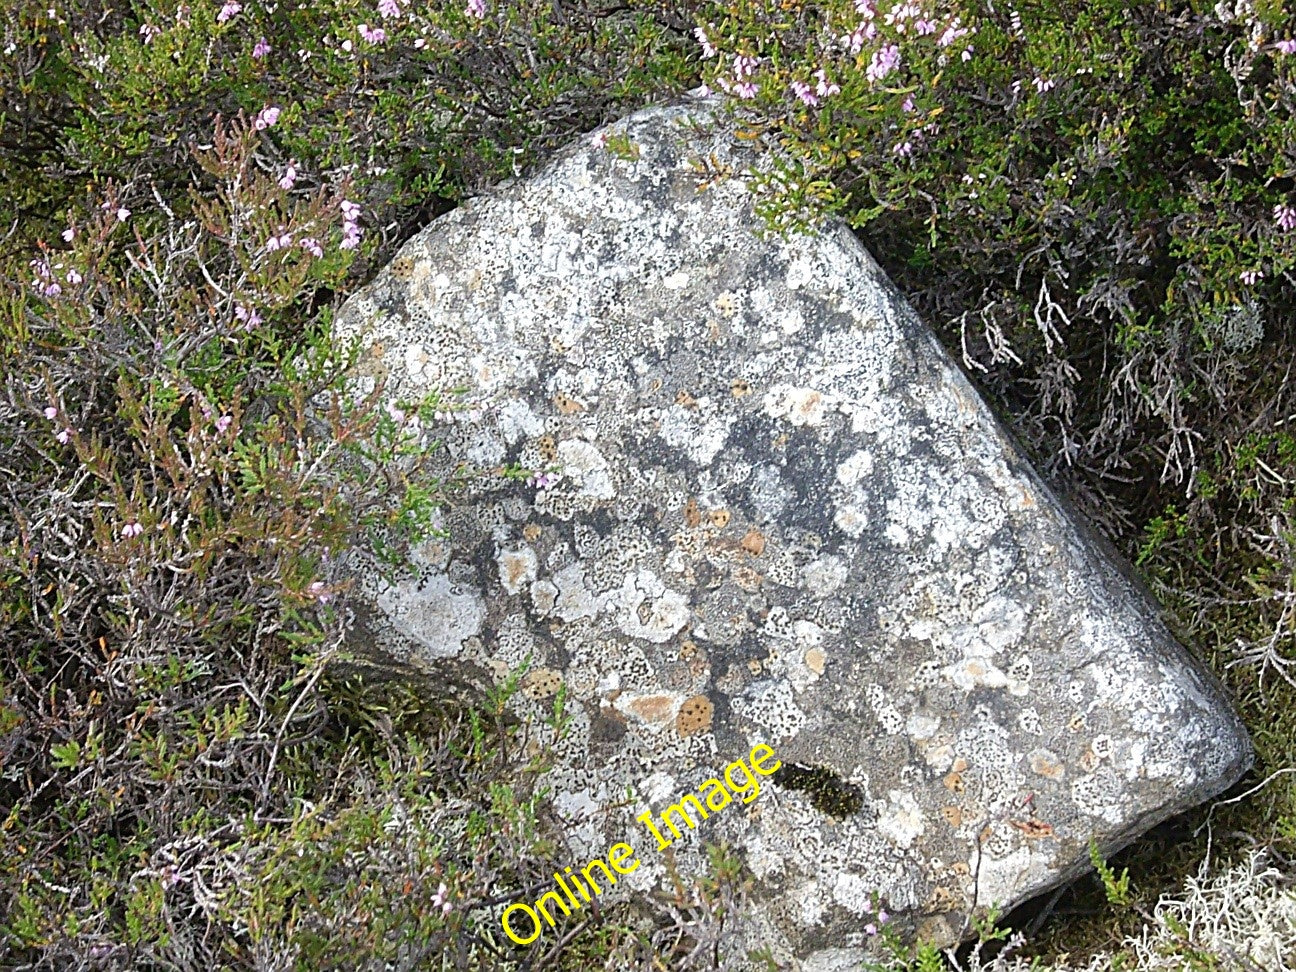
116, 207, 131, 222
914, 18, 935, 34
217, 1, 241, 23
866, 44, 900, 82
814, 68, 840, 98
1241, 268, 1264, 285
57, 427, 74, 444
938, 20, 969, 47
1275, 204, 1296, 232
279, 162, 297, 189
121, 521, 144, 539
66, 268, 82, 285
358, 24, 387, 44
855, 0, 876, 16
893, 140, 913, 156
253, 106, 281, 130
234, 303, 263, 329
306, 580, 334, 603
300, 237, 323, 258
139, 23, 162, 44
791, 80, 819, 106
43, 406, 58, 420
252, 37, 271, 58
961, 45, 974, 61
62, 227, 74, 242
733, 80, 759, 99
378, 0, 403, 17
865, 922, 878, 936
265, 230, 292, 252
1276, 39, 1296, 54
340, 199, 361, 221
733, 53, 757, 78
466, 0, 486, 18
694, 26, 717, 58
215, 414, 233, 434
431, 882, 452, 915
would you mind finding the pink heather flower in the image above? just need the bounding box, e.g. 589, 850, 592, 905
1241, 268, 1264, 285
216, 1, 241, 23
1275, 204, 1296, 232
234, 304, 263, 329
378, 0, 402, 17
215, 414, 233, 434
893, 140, 912, 156
855, 0, 876, 16
694, 26, 717, 58
252, 37, 271, 58
139, 23, 162, 44
306, 580, 334, 604
734, 53, 757, 78
842, 24, 877, 54
265, 230, 292, 252
938, 21, 969, 47
42, 282, 62, 297
340, 223, 362, 249
814, 69, 840, 99
62, 227, 74, 242
57, 427, 74, 444
413, 37, 426, 49
1033, 76, 1055, 93
358, 24, 387, 44
43, 406, 58, 420
386, 403, 407, 424
1276, 39, 1296, 54
300, 237, 323, 258
279, 162, 297, 189
591, 130, 608, 148
466, 0, 486, 18
30, 258, 50, 280
253, 106, 281, 130
121, 521, 144, 539
431, 882, 452, 915
885, 2, 920, 30
865, 922, 878, 936
791, 80, 819, 106
901, 94, 915, 112
66, 268, 82, 285
733, 80, 759, 99
913, 18, 935, 34
961, 45, 974, 61
116, 207, 131, 222
878, 910, 890, 923
866, 44, 900, 83
340, 199, 362, 221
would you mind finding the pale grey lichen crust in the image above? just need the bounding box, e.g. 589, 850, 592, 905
326, 97, 1252, 966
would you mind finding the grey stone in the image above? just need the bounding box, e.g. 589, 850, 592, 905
326, 96, 1252, 966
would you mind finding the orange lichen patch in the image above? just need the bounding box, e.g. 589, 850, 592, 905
804, 647, 826, 675
1078, 746, 1100, 773
730, 378, 752, 397
675, 695, 714, 737
522, 523, 542, 542
680, 640, 698, 660
1029, 751, 1066, 781
522, 668, 563, 700
940, 805, 963, 828
709, 509, 731, 529
943, 758, 969, 793
794, 390, 824, 424
554, 393, 585, 414
740, 528, 766, 556
625, 694, 677, 725
684, 498, 701, 528
538, 434, 558, 462
675, 390, 698, 408
499, 551, 534, 592
1009, 818, 1055, 840
926, 886, 962, 913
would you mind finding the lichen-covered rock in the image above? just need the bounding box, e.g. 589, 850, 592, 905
327, 96, 1252, 967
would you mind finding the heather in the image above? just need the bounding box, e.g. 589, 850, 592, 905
1, 0, 1294, 970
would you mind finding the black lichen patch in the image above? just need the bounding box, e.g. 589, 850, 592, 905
771, 762, 864, 817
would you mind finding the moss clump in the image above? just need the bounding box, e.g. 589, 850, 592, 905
772, 762, 865, 818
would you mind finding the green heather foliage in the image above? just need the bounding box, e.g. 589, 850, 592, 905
1, 0, 1295, 968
